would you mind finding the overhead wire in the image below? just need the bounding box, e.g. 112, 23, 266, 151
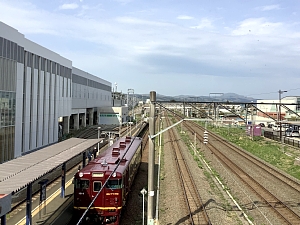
246, 88, 300, 98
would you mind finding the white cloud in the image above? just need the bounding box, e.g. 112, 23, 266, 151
59, 3, 79, 10
256, 4, 280, 11
232, 18, 283, 36
190, 18, 213, 29
0, 0, 299, 98
177, 15, 193, 20
115, 16, 172, 27
113, 0, 134, 5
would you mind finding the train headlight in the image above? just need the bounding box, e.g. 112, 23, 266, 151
79, 172, 83, 177
112, 172, 116, 177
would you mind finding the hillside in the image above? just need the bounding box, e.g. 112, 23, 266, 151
135, 93, 256, 103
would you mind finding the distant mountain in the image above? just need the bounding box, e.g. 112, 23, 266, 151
135, 93, 256, 103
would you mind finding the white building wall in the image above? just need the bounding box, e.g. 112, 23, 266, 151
72, 67, 112, 110
1, 22, 112, 160
49, 72, 55, 143
23, 66, 31, 152
63, 77, 68, 114
14, 63, 24, 158
43, 71, 50, 146
257, 98, 298, 112
255, 97, 300, 124
53, 74, 59, 142
58, 76, 63, 117
30, 68, 38, 150
98, 106, 128, 125
37, 70, 44, 148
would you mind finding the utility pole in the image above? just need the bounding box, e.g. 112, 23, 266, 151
127, 88, 134, 122
148, 91, 156, 225
279, 90, 287, 147
251, 102, 254, 140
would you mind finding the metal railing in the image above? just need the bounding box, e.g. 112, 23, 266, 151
263, 131, 300, 148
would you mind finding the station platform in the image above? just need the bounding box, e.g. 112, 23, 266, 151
7, 163, 76, 225
0, 137, 102, 224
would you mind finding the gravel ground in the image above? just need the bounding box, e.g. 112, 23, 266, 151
159, 124, 248, 225
186, 122, 300, 225
121, 119, 300, 225
122, 121, 248, 225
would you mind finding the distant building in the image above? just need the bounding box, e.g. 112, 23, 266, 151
255, 96, 300, 124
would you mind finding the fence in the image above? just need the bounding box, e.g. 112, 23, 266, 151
263, 131, 300, 148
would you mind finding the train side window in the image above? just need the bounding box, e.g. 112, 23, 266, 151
93, 181, 102, 192
75, 179, 90, 189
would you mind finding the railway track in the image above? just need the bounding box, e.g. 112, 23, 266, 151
165, 116, 211, 225
182, 120, 300, 225
188, 122, 300, 194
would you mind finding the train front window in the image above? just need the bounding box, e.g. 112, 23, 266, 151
93, 181, 102, 192
106, 179, 122, 189
74, 179, 90, 189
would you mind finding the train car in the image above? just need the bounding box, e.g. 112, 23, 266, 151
73, 136, 142, 224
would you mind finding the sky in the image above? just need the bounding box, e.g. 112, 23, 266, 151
0, 0, 299, 100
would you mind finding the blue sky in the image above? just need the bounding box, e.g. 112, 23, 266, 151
0, 0, 299, 100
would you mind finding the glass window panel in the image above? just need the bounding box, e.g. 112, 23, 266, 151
13, 42, 17, 61
9, 126, 14, 159
7, 40, 11, 59
6, 126, 10, 161
20, 47, 24, 64
0, 128, 3, 162
4, 127, 8, 161
93, 181, 102, 192
74, 179, 90, 189
106, 179, 122, 189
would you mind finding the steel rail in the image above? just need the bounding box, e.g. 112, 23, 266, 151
183, 120, 300, 225
166, 116, 211, 225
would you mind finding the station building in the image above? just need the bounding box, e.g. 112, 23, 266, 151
0, 21, 119, 163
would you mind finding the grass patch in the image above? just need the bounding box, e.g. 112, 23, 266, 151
203, 123, 300, 180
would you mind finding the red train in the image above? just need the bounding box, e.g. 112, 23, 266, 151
73, 136, 143, 224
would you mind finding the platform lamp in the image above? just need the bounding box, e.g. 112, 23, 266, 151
279, 90, 287, 142
97, 126, 101, 151
140, 188, 147, 225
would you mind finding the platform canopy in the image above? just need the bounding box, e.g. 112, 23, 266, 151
0, 138, 100, 195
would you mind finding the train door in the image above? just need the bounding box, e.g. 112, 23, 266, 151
92, 180, 103, 206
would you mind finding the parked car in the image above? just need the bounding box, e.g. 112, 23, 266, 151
272, 125, 280, 131
282, 124, 289, 129
267, 124, 274, 128
286, 129, 300, 137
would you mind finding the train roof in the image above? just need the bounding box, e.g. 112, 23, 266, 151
80, 136, 142, 175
